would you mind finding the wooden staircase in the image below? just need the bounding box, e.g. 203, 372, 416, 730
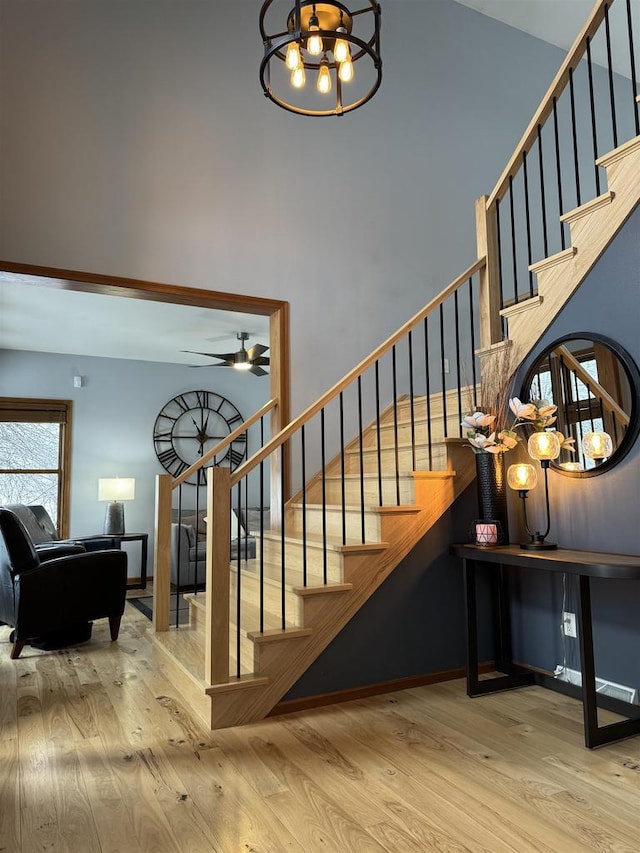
503, 135, 640, 363
151, 0, 640, 730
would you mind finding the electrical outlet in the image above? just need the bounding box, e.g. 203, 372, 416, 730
563, 611, 577, 638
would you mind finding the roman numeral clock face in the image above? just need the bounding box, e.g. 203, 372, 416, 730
153, 390, 247, 485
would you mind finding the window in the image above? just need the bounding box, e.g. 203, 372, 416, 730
0, 398, 72, 537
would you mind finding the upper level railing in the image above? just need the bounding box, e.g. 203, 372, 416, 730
480, 0, 639, 332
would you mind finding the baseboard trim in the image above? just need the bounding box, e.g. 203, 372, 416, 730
268, 662, 495, 718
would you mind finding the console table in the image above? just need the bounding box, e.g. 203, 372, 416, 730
450, 543, 640, 749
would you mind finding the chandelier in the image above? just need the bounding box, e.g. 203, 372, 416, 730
259, 1, 382, 117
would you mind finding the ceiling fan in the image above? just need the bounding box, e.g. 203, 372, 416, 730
184, 332, 270, 376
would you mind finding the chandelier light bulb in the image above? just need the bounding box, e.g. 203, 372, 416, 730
339, 56, 354, 82
307, 14, 323, 56
285, 41, 302, 70
317, 56, 332, 94
291, 64, 306, 88
334, 28, 350, 63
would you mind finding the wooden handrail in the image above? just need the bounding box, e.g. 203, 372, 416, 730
555, 345, 629, 426
230, 257, 486, 487
487, 0, 612, 208
171, 398, 278, 488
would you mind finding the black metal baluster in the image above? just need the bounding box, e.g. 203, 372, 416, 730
569, 67, 581, 208
468, 276, 478, 413
321, 410, 328, 583
439, 305, 448, 440
280, 445, 286, 629
375, 360, 383, 506
508, 175, 518, 304
424, 317, 433, 470
585, 380, 596, 432
357, 376, 366, 543
236, 483, 242, 677
175, 484, 183, 628
495, 198, 507, 337
408, 331, 416, 471
259, 419, 265, 631
604, 1, 619, 149
552, 97, 567, 249
454, 289, 463, 432
392, 346, 400, 505
301, 424, 307, 588
339, 392, 346, 546
522, 150, 535, 297
586, 38, 602, 196
626, 0, 640, 135
537, 124, 549, 259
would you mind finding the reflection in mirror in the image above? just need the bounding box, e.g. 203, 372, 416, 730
523, 334, 640, 476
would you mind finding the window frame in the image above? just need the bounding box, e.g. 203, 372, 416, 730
0, 397, 73, 537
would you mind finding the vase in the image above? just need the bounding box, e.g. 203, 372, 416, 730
475, 452, 509, 544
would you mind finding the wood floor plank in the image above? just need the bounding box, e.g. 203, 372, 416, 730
5, 609, 640, 853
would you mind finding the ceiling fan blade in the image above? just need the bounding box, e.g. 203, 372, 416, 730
251, 356, 270, 366
248, 364, 268, 377
181, 349, 236, 360
247, 343, 269, 361
188, 361, 233, 367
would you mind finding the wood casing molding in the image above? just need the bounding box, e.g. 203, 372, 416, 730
0, 258, 292, 488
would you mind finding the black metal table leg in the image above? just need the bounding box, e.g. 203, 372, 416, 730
463, 558, 534, 697
578, 574, 640, 748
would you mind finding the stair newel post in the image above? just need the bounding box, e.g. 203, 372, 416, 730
153, 473, 173, 633
476, 194, 503, 351
206, 466, 231, 685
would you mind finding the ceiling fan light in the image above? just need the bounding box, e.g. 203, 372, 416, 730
234, 362, 252, 371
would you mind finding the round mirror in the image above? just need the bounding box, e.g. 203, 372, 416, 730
522, 333, 640, 477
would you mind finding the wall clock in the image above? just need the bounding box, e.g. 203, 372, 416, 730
153, 390, 247, 485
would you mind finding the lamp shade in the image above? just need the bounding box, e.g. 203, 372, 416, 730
582, 431, 613, 460
507, 463, 538, 492
528, 431, 561, 462
98, 478, 135, 502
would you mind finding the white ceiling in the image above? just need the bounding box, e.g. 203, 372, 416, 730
0, 0, 622, 366
0, 274, 270, 366
453, 0, 634, 76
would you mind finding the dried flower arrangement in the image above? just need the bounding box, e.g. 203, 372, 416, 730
462, 345, 575, 455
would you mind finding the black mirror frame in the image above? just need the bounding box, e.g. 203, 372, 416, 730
522, 332, 640, 478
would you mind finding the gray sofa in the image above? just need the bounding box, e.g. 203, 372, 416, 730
170, 506, 269, 589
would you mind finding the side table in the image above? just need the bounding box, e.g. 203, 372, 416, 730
81, 533, 148, 590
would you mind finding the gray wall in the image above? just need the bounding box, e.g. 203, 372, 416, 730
0, 348, 268, 575
0, 0, 566, 415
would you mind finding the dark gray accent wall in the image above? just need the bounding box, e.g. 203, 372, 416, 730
510, 206, 640, 685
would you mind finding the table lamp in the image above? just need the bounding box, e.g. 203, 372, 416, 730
582, 431, 613, 465
98, 477, 135, 535
507, 430, 561, 550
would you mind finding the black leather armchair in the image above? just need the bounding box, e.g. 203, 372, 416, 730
0, 508, 128, 659
2, 503, 119, 559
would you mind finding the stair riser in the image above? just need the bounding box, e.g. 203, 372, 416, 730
230, 570, 303, 630
343, 445, 447, 474
257, 538, 344, 582
319, 476, 415, 505
286, 506, 381, 541
362, 420, 455, 449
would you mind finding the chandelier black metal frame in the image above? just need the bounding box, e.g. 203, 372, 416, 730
259, 0, 382, 117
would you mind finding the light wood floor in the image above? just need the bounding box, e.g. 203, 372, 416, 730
2, 605, 640, 853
